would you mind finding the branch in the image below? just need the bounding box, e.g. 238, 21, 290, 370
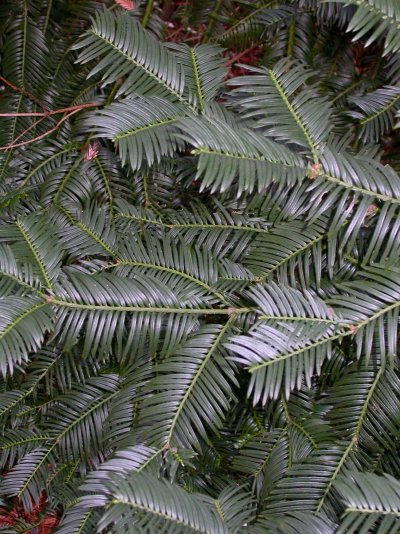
226, 44, 259, 67
8, 116, 47, 146
0, 102, 100, 151
0, 76, 48, 112
0, 109, 80, 151
0, 102, 99, 118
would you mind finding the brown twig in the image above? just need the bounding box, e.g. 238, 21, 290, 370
0, 109, 84, 151
9, 116, 48, 146
226, 44, 258, 67
161, 0, 174, 21
0, 76, 48, 112
166, 26, 182, 41
0, 101, 99, 118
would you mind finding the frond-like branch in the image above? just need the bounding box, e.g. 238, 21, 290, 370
0, 297, 53, 376
74, 11, 188, 104
178, 116, 305, 194
80, 471, 228, 533
227, 284, 345, 402
335, 473, 400, 534
229, 60, 333, 162
140, 322, 237, 450
85, 97, 188, 170
333, 0, 400, 55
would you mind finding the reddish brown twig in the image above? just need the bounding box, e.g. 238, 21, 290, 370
8, 116, 48, 146
0, 109, 83, 151
0, 101, 99, 118
226, 44, 259, 67
0, 101, 100, 151
161, 0, 174, 21
0, 76, 48, 112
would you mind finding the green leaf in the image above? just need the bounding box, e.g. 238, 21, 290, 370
80, 471, 229, 533
2, 13, 49, 93
331, 265, 400, 361
178, 116, 305, 194
140, 323, 237, 450
168, 43, 228, 110
348, 85, 400, 143
226, 284, 344, 402
0, 296, 53, 376
229, 60, 333, 162
51, 271, 234, 358
335, 473, 400, 534
74, 10, 188, 104
86, 97, 188, 170
332, 0, 400, 55
0, 214, 64, 289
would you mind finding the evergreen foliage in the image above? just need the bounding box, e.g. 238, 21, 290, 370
0, 0, 400, 532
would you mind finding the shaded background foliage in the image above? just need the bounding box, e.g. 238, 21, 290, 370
0, 0, 400, 532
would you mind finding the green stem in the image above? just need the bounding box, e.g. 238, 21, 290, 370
166, 317, 235, 445
316, 367, 382, 513
117, 212, 271, 234
268, 68, 319, 163
203, 0, 224, 42
52, 300, 250, 315
100, 260, 229, 304
43, 0, 53, 35
142, 0, 154, 29
287, 17, 295, 59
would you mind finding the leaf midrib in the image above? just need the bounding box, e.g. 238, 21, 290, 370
315, 368, 383, 513
166, 318, 234, 445
268, 68, 319, 162
89, 30, 196, 112
110, 497, 209, 534
113, 117, 181, 140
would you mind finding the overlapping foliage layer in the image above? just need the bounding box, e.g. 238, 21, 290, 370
0, 1, 400, 532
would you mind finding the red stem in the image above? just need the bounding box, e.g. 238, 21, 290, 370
0, 109, 83, 151
226, 44, 258, 67
0, 102, 99, 118
0, 76, 48, 112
